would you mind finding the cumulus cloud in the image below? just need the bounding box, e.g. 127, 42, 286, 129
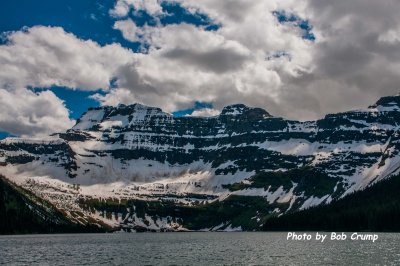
0, 26, 135, 90
90, 87, 138, 107
108, 0, 400, 120
0, 89, 75, 137
273, 0, 400, 117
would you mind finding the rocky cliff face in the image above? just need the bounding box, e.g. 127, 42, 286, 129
1, 95, 400, 231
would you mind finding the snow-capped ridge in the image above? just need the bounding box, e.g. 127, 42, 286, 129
72, 103, 172, 130
0, 136, 64, 145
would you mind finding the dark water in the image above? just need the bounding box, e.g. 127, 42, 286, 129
0, 232, 399, 265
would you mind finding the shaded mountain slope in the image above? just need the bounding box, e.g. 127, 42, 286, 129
262, 173, 400, 232
0, 175, 104, 234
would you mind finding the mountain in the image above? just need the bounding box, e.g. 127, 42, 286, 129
1, 95, 400, 232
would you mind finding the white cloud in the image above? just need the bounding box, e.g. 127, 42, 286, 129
189, 108, 220, 117
0, 26, 135, 91
113, 19, 160, 46
110, 0, 164, 18
90, 87, 138, 107
0, 88, 75, 137
378, 28, 400, 44
114, 19, 142, 42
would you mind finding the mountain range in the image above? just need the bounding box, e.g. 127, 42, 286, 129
1, 95, 400, 232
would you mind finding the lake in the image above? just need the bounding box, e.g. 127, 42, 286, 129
0, 232, 399, 265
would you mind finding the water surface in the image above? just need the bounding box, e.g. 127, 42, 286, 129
0, 232, 399, 265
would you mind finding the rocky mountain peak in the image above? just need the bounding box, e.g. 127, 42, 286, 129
220, 104, 272, 119
369, 95, 400, 110
72, 103, 171, 131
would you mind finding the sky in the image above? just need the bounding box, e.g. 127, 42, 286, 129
1, 0, 400, 138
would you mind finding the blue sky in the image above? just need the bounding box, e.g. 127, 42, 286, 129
272, 11, 315, 41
